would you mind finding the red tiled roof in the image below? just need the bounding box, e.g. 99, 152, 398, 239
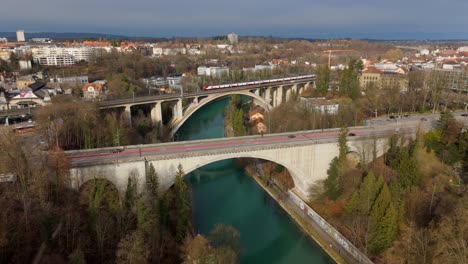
362, 67, 382, 74
82, 83, 105, 91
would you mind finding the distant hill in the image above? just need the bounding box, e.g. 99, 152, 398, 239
0, 32, 129, 40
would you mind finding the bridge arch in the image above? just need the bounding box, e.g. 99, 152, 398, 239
153, 150, 308, 196
170, 90, 272, 137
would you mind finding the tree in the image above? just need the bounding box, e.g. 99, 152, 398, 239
68, 248, 87, 264
174, 164, 190, 242
383, 49, 404, 62
182, 235, 214, 264
325, 157, 342, 200
324, 127, 349, 200
339, 59, 361, 100
116, 231, 149, 264
146, 163, 159, 199
208, 224, 241, 263
315, 64, 330, 96
369, 183, 397, 254
430, 196, 467, 264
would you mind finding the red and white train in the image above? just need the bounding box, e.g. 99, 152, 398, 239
202, 74, 314, 91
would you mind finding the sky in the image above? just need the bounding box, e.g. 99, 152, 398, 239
0, 0, 467, 39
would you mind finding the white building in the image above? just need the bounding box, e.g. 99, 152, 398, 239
19, 60, 32, 70
30, 38, 52, 43
0, 38, 7, 43
32, 46, 95, 66
227, 32, 238, 45
197, 66, 229, 78
300, 97, 339, 115
16, 30, 25, 42
36, 54, 75, 66
50, 75, 88, 85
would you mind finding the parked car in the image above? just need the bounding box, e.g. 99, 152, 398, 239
348, 132, 356, 136
461, 113, 468, 117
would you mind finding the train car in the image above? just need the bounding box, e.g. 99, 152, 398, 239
202, 75, 314, 91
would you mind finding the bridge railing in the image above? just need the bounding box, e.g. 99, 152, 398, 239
288, 191, 374, 264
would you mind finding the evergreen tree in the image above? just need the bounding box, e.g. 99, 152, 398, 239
324, 127, 349, 200
360, 173, 381, 214
124, 175, 138, 211
397, 151, 420, 189
146, 163, 159, 199
324, 157, 342, 200
338, 127, 349, 160
174, 164, 190, 242
369, 183, 398, 254
315, 65, 330, 96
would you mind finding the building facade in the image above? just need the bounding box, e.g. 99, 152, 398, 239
16, 30, 25, 42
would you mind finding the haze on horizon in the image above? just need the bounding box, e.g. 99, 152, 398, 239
1, 0, 467, 40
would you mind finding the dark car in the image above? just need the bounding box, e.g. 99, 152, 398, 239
348, 133, 356, 136
288, 135, 296, 138
461, 113, 468, 117
111, 149, 123, 153
420, 117, 428, 121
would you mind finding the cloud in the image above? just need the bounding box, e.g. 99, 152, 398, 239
0, 0, 467, 38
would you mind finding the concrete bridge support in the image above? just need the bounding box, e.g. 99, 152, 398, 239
150, 103, 163, 124
285, 88, 292, 102
254, 88, 260, 96
172, 99, 183, 120
124, 105, 132, 126
276, 86, 283, 107
265, 87, 272, 105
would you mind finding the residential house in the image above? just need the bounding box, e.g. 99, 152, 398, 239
256, 122, 267, 134
8, 91, 48, 109
82, 82, 106, 99
248, 108, 265, 123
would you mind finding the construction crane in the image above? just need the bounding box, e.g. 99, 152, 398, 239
323, 49, 354, 69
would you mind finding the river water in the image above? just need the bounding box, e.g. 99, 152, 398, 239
178, 98, 333, 264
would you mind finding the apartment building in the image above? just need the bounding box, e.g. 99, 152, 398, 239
31, 46, 95, 66
360, 66, 408, 92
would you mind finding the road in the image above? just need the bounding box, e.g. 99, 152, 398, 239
67, 112, 468, 166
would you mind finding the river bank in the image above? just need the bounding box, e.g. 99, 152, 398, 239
180, 96, 334, 263
242, 161, 348, 264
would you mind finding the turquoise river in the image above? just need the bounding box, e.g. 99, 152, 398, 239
177, 98, 333, 264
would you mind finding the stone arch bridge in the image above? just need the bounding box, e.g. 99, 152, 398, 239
67, 125, 417, 199
98, 78, 313, 137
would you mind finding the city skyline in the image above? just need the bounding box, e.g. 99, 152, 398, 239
0, 0, 467, 40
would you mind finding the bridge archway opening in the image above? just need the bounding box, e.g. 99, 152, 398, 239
182, 157, 295, 193
171, 91, 272, 137
78, 178, 120, 208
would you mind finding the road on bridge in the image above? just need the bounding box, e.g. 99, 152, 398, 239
67, 111, 468, 166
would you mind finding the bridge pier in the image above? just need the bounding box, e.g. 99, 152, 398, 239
172, 99, 183, 120
124, 105, 132, 126
150, 103, 163, 124
285, 88, 292, 102
275, 86, 283, 107
254, 88, 260, 96
265, 87, 272, 105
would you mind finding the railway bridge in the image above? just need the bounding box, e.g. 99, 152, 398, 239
98, 76, 314, 136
